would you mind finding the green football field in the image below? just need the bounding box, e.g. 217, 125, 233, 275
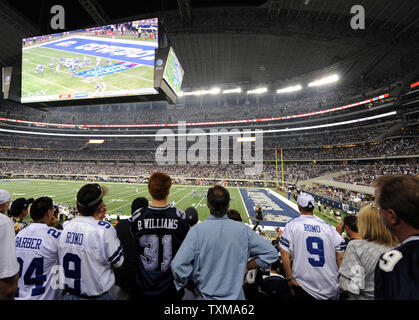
163, 50, 182, 95
21, 46, 154, 100
0, 179, 250, 224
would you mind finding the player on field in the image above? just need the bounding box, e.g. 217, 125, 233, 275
280, 193, 346, 300
373, 175, 419, 300
58, 184, 124, 300
15, 197, 63, 300
130, 172, 189, 300
35, 64, 44, 74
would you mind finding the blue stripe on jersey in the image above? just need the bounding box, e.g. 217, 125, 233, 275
108, 245, 122, 262
280, 238, 290, 247
110, 250, 124, 265
340, 241, 347, 251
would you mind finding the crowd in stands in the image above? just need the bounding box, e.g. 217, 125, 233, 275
334, 163, 419, 186
0, 136, 417, 162
1, 173, 417, 302
302, 185, 368, 208
0, 84, 389, 126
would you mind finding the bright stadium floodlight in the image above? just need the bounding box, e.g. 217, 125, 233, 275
277, 85, 302, 94
88, 139, 104, 144
247, 87, 268, 94
183, 90, 202, 96
308, 74, 339, 87
222, 88, 242, 94
202, 88, 220, 95
237, 137, 256, 142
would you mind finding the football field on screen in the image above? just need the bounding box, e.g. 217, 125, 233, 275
0, 180, 250, 224
21, 36, 155, 100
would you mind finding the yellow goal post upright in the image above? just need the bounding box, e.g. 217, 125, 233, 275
273, 148, 285, 190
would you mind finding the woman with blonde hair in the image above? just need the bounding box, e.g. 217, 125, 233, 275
338, 202, 399, 300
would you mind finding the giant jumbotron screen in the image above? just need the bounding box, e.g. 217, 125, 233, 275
21, 18, 159, 103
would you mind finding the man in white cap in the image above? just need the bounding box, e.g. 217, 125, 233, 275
280, 192, 346, 300
0, 189, 19, 299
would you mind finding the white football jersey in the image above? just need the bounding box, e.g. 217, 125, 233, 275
15, 223, 63, 300
0, 214, 19, 279
280, 215, 346, 300
58, 216, 123, 297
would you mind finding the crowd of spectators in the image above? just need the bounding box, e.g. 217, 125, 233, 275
334, 163, 419, 186
302, 184, 368, 208
1, 172, 418, 302
0, 136, 416, 161
0, 84, 387, 126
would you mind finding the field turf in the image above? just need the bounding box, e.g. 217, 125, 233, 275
0, 179, 250, 224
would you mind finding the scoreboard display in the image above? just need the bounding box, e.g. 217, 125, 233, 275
162, 47, 184, 96
20, 18, 160, 104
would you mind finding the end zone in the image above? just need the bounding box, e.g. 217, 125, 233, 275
239, 188, 300, 228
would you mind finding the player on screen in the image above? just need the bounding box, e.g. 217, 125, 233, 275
35, 64, 44, 74
96, 57, 102, 69
15, 197, 63, 300
58, 184, 124, 300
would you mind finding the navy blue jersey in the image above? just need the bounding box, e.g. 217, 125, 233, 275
130, 205, 189, 296
375, 236, 419, 300
244, 267, 292, 301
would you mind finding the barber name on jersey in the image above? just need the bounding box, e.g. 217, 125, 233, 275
137, 218, 178, 230
16, 237, 43, 250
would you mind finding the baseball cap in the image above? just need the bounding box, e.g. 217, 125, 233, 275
185, 207, 198, 227
0, 189, 11, 204
8, 198, 34, 217
297, 193, 315, 209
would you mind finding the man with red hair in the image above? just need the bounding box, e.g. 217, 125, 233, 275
130, 172, 189, 300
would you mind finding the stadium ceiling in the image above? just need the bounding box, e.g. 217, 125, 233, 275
1, 0, 419, 89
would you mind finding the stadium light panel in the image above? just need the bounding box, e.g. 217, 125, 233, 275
202, 88, 220, 95
88, 139, 104, 144
222, 88, 242, 94
277, 85, 302, 94
182, 90, 202, 96
308, 74, 339, 87
247, 87, 268, 94
237, 137, 256, 142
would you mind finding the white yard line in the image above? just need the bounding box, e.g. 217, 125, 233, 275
22, 71, 78, 93
238, 187, 253, 227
